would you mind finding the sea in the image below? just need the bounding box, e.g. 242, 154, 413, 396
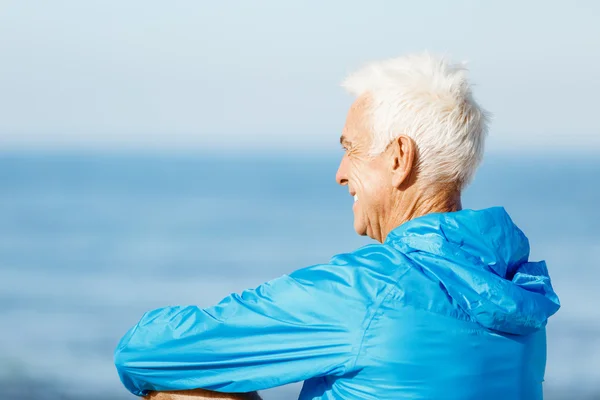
0, 151, 598, 400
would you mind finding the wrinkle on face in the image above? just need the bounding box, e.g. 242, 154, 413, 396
337, 94, 392, 240
340, 95, 372, 159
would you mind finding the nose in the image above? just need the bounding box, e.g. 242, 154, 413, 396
336, 154, 348, 186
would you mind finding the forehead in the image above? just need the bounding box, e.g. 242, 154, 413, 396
342, 95, 371, 145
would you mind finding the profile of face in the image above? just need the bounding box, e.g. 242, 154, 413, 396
336, 97, 402, 241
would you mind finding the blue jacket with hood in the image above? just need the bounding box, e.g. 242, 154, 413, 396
114, 207, 560, 399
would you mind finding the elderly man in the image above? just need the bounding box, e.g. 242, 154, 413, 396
114, 53, 560, 400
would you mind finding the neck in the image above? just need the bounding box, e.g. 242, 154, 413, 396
378, 185, 462, 243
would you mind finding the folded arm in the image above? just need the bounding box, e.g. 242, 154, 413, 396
114, 261, 368, 397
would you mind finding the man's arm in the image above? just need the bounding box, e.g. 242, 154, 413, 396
114, 260, 370, 397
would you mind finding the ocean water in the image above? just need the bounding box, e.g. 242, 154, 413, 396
0, 151, 598, 400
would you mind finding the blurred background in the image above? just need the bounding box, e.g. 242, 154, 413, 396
1, 1, 598, 399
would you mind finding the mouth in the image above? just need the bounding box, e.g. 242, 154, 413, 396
350, 191, 358, 203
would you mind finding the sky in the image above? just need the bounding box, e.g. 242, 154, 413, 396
0, 0, 599, 154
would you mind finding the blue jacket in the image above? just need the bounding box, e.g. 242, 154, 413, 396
114, 207, 560, 399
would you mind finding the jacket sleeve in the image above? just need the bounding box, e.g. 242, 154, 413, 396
114, 261, 368, 396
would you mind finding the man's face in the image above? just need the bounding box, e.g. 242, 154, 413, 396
336, 96, 392, 240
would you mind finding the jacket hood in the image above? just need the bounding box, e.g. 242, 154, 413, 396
385, 207, 560, 335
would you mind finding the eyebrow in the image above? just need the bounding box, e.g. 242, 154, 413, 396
340, 135, 351, 146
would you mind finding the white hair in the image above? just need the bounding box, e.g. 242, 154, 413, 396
342, 52, 491, 189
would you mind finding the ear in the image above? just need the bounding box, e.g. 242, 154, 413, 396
390, 135, 416, 189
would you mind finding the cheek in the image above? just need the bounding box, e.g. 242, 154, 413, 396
351, 163, 386, 199
348, 161, 368, 191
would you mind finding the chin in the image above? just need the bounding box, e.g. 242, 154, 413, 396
353, 220, 368, 237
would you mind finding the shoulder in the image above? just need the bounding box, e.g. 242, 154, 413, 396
286, 243, 412, 309
298, 243, 412, 281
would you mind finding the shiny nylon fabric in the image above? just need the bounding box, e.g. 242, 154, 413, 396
114, 207, 560, 399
